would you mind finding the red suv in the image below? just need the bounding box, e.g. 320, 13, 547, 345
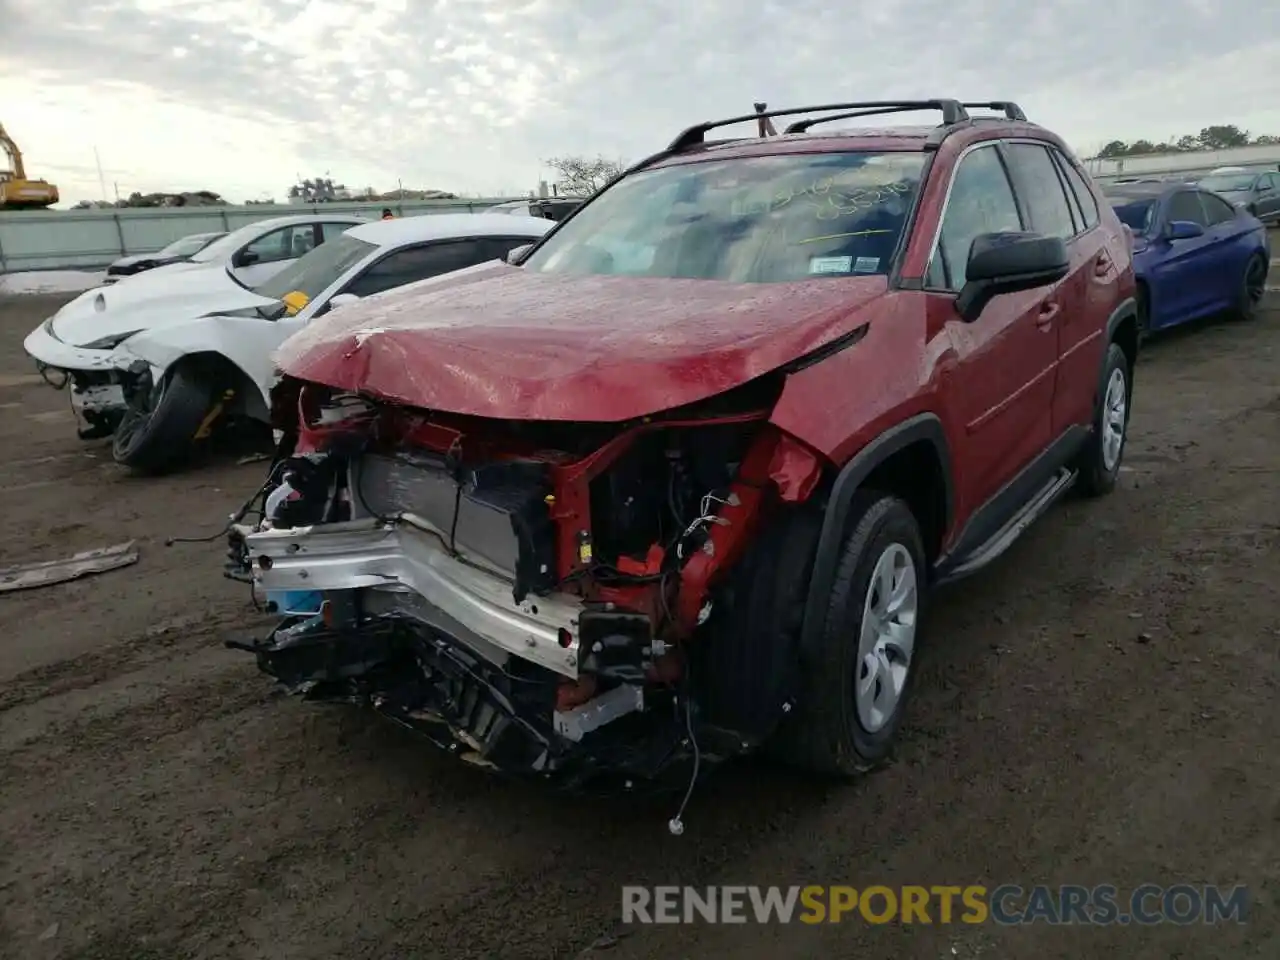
227, 99, 1137, 795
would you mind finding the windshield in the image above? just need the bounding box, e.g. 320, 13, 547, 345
1111, 199, 1157, 234
251, 233, 377, 303
1198, 174, 1256, 193
157, 233, 224, 258
522, 151, 927, 282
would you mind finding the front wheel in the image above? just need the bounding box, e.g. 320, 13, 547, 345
779, 491, 926, 778
112, 363, 217, 473
1074, 342, 1130, 498
1235, 253, 1267, 322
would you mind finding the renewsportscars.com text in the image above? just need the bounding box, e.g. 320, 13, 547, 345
621, 884, 1249, 926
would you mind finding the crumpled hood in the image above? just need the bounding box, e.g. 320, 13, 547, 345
50, 264, 279, 347
274, 263, 888, 422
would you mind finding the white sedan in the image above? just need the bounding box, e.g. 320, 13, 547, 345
106, 213, 371, 288
22, 213, 553, 472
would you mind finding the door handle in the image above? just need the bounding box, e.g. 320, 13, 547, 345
1093, 254, 1112, 277
1036, 301, 1061, 329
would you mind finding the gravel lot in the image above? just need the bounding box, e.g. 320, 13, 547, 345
1, 271, 1278, 960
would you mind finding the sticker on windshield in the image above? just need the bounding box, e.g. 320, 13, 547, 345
810, 256, 853, 274
853, 256, 880, 273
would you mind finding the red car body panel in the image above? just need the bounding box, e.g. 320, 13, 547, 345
273, 264, 889, 424
274, 120, 1135, 559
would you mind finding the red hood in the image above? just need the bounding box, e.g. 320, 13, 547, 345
275, 263, 887, 421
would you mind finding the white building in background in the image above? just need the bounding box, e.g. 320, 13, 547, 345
1083, 144, 1280, 181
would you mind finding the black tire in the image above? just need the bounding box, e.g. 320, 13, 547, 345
1235, 253, 1268, 322
697, 507, 823, 743
1135, 283, 1152, 346
777, 491, 926, 778
112, 363, 216, 472
1073, 342, 1130, 498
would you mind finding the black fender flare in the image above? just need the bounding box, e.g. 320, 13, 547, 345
799, 412, 953, 660
1099, 296, 1139, 410
1106, 295, 1137, 343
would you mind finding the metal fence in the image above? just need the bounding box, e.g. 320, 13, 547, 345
1082, 144, 1280, 183
0, 198, 522, 272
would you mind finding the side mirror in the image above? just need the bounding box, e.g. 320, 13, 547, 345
505, 244, 532, 265
328, 293, 360, 310
1164, 220, 1204, 241
237, 249, 260, 266
955, 232, 1070, 323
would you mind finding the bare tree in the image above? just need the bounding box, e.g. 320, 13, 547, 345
544, 154, 627, 197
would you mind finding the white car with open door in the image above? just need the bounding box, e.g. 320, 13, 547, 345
22, 213, 553, 472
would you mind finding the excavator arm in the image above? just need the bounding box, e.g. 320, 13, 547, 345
0, 123, 27, 179
0, 122, 58, 209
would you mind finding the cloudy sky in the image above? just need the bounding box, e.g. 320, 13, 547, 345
4, 0, 1280, 205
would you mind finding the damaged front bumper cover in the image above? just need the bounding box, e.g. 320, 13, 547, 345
234, 513, 755, 787
228, 614, 709, 788
22, 319, 155, 435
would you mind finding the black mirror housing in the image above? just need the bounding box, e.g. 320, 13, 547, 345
955, 231, 1069, 322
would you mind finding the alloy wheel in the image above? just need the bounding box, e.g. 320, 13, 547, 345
854, 543, 918, 733
1101, 367, 1127, 472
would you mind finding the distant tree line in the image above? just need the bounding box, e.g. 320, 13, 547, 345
1096, 125, 1280, 159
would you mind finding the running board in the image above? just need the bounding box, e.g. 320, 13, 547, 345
934, 467, 1077, 585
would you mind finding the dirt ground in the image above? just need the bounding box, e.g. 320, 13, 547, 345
1, 269, 1278, 960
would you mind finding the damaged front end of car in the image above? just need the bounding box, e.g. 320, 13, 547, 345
225, 375, 828, 792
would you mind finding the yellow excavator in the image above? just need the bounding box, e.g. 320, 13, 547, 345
0, 122, 59, 209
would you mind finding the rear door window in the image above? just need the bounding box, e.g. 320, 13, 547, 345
1003, 143, 1077, 240
320, 222, 359, 242
1199, 191, 1239, 226
1054, 153, 1100, 230
344, 239, 492, 297
1168, 191, 1208, 226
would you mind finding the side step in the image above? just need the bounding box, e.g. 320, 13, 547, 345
935, 467, 1076, 585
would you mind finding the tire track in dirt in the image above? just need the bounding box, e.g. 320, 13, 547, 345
0, 610, 258, 715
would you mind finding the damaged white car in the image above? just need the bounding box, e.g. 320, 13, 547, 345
22, 213, 552, 471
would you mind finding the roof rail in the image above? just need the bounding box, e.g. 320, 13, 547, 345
667, 100, 970, 152
960, 101, 1027, 121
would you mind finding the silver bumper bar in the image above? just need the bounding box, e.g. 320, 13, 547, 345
245, 514, 582, 679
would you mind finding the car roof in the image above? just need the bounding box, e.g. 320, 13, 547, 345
646, 119, 1060, 170
1102, 182, 1169, 200
243, 213, 368, 230
345, 212, 554, 246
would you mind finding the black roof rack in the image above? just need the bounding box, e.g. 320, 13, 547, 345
667, 100, 970, 151
960, 101, 1027, 121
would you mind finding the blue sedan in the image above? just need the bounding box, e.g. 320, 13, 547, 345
1103, 182, 1270, 337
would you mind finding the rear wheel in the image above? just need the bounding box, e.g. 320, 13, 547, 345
1136, 284, 1152, 344
112, 363, 217, 473
1235, 253, 1267, 322
1074, 342, 1130, 498
778, 491, 926, 777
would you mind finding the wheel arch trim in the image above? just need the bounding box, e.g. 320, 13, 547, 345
799, 412, 952, 659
